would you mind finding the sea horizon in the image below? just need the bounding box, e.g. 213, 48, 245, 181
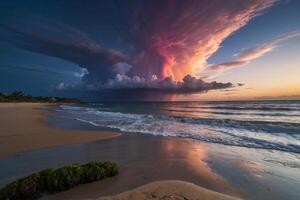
85, 99, 300, 103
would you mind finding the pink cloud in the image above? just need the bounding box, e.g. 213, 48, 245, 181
208, 31, 300, 71
129, 0, 277, 80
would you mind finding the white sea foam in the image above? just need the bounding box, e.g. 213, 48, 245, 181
58, 103, 300, 153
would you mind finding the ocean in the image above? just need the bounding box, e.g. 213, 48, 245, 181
56, 100, 300, 154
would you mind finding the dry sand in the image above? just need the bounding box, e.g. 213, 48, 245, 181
0, 103, 121, 158
97, 180, 240, 200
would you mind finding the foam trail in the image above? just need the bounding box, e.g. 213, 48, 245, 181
57, 101, 300, 153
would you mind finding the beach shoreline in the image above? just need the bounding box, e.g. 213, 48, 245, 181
0, 103, 244, 200
1, 103, 299, 200
0, 103, 121, 158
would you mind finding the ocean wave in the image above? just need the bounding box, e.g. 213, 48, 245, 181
162, 115, 300, 135
59, 105, 300, 135
60, 105, 85, 111
59, 105, 300, 154
172, 105, 300, 111
164, 108, 300, 117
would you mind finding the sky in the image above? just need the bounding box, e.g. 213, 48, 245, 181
0, 0, 299, 101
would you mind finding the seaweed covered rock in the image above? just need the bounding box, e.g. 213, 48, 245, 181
45, 164, 83, 193
102, 161, 119, 177
0, 161, 118, 200
81, 162, 106, 182
0, 181, 20, 200
17, 173, 41, 199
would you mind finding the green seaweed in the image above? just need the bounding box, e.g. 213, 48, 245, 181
0, 161, 118, 200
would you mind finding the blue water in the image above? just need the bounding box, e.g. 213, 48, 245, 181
56, 101, 300, 153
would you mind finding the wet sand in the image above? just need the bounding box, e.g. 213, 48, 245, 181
0, 103, 120, 158
0, 133, 242, 199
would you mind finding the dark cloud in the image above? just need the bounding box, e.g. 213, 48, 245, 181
0, 64, 61, 75
0, 13, 127, 85
57, 74, 234, 94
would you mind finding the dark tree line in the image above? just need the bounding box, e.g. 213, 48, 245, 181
0, 91, 80, 103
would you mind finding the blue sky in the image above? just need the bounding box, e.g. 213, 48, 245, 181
209, 0, 300, 64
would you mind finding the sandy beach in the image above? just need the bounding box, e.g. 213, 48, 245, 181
1, 103, 299, 200
0, 103, 121, 158
98, 180, 239, 200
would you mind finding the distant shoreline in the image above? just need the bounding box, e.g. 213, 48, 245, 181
0, 103, 121, 158
0, 91, 81, 103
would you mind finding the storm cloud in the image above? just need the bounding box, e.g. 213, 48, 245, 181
123, 0, 276, 80
1, 13, 127, 85
0, 0, 278, 96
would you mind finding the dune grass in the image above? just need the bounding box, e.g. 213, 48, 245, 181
0, 161, 118, 200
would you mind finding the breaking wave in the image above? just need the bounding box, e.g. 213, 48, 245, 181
58, 101, 300, 153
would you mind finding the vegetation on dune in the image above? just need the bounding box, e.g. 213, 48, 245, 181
0, 161, 118, 200
0, 91, 81, 103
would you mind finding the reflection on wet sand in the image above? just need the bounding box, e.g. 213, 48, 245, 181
207, 145, 300, 200
1, 133, 299, 200
161, 138, 234, 192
